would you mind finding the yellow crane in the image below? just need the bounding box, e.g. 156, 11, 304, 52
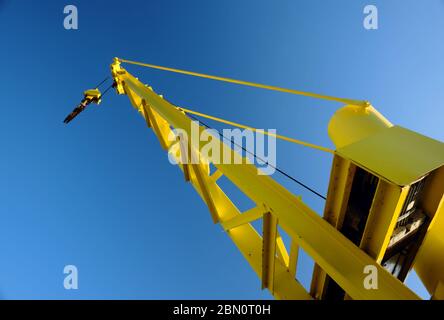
65, 57, 444, 300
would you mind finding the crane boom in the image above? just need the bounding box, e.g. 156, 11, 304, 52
65, 57, 444, 300
107, 58, 427, 300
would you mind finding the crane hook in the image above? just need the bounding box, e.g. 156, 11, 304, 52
63, 88, 102, 124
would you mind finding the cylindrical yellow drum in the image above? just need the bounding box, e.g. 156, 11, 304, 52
328, 104, 393, 149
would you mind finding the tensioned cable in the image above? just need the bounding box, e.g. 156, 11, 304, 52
100, 83, 114, 97
94, 76, 111, 89
178, 107, 334, 154
114, 59, 334, 199
163, 99, 327, 200
184, 111, 327, 200
118, 58, 368, 107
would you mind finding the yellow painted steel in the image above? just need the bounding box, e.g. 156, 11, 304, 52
118, 58, 368, 107
210, 169, 223, 182
328, 104, 393, 149
320, 103, 444, 299
262, 211, 278, 292
179, 107, 334, 153
142, 100, 170, 150
222, 206, 263, 231
288, 241, 299, 279
177, 134, 191, 182
110, 58, 420, 300
310, 156, 356, 299
414, 166, 444, 296
359, 183, 410, 263
83, 88, 102, 103
432, 281, 444, 300
276, 232, 290, 267
337, 126, 444, 186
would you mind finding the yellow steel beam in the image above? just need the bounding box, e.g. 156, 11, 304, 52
210, 169, 223, 182
168, 122, 311, 300
310, 156, 356, 299
179, 107, 334, 154
118, 58, 368, 107
288, 240, 299, 279
276, 232, 290, 267
139, 106, 152, 128
262, 211, 278, 292
222, 206, 263, 231
414, 166, 444, 295
111, 59, 419, 300
188, 147, 219, 224
141, 100, 169, 150
177, 133, 190, 182
360, 182, 410, 263
432, 281, 444, 300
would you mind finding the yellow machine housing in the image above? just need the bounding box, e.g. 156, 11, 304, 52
311, 105, 444, 299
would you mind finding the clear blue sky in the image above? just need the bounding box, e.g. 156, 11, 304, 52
0, 0, 442, 299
